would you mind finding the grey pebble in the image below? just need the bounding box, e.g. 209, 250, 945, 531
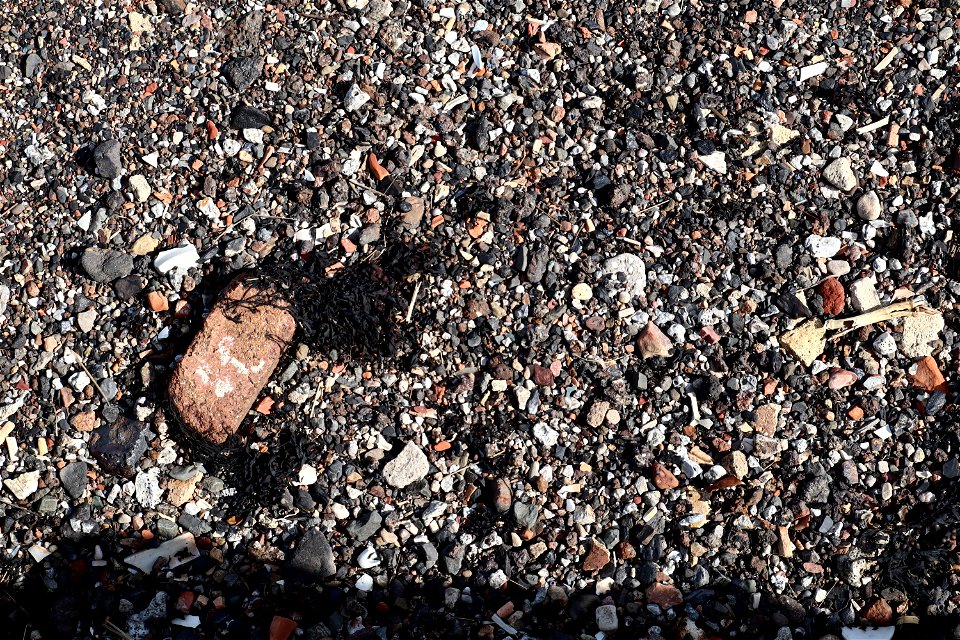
59, 461, 88, 499
345, 510, 382, 541
23, 53, 42, 78
93, 139, 122, 179
288, 529, 337, 579
81, 248, 134, 283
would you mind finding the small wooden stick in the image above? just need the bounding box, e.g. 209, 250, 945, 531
67, 348, 109, 401
617, 236, 645, 249
825, 299, 932, 338
345, 176, 390, 199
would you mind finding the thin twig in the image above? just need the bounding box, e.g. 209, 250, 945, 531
67, 348, 109, 401
709, 106, 730, 124
0, 497, 38, 515
637, 199, 670, 214
103, 619, 134, 640
618, 236, 645, 248
825, 299, 931, 338
345, 177, 391, 198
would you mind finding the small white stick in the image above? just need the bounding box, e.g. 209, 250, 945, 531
405, 279, 422, 323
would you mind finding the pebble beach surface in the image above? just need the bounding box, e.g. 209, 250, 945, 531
1, 0, 960, 638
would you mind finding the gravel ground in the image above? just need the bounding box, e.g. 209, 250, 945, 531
2, 0, 960, 638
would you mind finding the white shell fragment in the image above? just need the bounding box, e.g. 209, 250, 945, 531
154, 244, 200, 275
125, 533, 200, 574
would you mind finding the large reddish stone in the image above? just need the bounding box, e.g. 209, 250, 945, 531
863, 597, 893, 625
816, 277, 845, 315
582, 539, 610, 572
651, 462, 679, 490
913, 356, 947, 393
169, 278, 295, 443
645, 581, 683, 608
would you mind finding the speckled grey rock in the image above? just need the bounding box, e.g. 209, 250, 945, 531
81, 248, 134, 283
822, 157, 857, 191
857, 190, 881, 221
59, 461, 88, 499
93, 139, 122, 179
383, 441, 430, 488
288, 529, 336, 579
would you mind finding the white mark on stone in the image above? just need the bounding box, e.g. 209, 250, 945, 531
195, 365, 211, 384
193, 364, 235, 399
214, 379, 235, 398
191, 337, 263, 398
216, 336, 265, 375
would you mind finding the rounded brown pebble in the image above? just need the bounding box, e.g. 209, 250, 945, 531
146, 290, 169, 312
651, 463, 680, 490
582, 539, 610, 572
816, 277, 845, 315
645, 582, 684, 608
531, 365, 555, 387
863, 597, 893, 625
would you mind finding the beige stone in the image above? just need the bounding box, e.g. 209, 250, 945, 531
780, 319, 825, 366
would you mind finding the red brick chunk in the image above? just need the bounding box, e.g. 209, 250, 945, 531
169, 278, 295, 443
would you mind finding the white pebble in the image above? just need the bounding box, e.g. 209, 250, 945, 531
804, 234, 842, 258
857, 190, 881, 221
355, 574, 374, 591
357, 546, 381, 569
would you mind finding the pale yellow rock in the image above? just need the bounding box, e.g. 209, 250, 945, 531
901, 311, 944, 358
128, 11, 153, 33
4, 470, 39, 501
685, 488, 711, 529
770, 124, 800, 146
129, 175, 151, 202
741, 141, 764, 158
166, 473, 201, 507
132, 233, 160, 256
780, 319, 826, 366
571, 283, 593, 301
777, 525, 796, 558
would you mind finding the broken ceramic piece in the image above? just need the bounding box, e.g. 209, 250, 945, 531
124, 532, 200, 574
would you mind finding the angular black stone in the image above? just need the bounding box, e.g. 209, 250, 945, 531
222, 56, 263, 92
288, 529, 336, 579
93, 139, 122, 179
59, 461, 88, 499
231, 105, 272, 130
90, 418, 153, 480
345, 510, 382, 541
